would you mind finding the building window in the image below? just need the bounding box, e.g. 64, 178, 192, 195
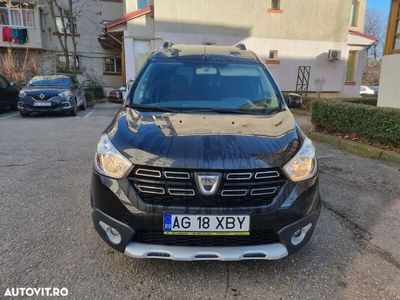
269, 50, 278, 60
56, 16, 77, 33
345, 50, 358, 82
137, 0, 148, 10
350, 0, 360, 27
271, 0, 280, 9
104, 57, 122, 74
0, 8, 35, 28
22, 10, 35, 28
0, 8, 9, 25
57, 55, 80, 72
385, 0, 400, 54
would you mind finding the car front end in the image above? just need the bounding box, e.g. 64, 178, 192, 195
18, 88, 74, 113
90, 44, 321, 261
90, 109, 320, 261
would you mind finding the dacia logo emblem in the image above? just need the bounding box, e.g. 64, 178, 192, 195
195, 173, 221, 196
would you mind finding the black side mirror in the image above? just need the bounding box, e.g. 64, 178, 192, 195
21, 82, 27, 87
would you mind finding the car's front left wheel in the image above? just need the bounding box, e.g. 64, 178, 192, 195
20, 111, 30, 117
69, 99, 78, 116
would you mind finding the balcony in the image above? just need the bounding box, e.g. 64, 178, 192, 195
0, 5, 43, 49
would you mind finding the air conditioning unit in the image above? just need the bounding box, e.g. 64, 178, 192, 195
328, 50, 341, 61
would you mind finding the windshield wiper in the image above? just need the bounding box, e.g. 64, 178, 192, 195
129, 104, 179, 113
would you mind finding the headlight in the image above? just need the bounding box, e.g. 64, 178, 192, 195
19, 90, 27, 97
94, 134, 133, 179
58, 90, 72, 98
283, 137, 317, 182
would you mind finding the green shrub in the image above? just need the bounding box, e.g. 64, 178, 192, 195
344, 97, 377, 106
84, 86, 104, 100
84, 91, 95, 107
311, 101, 400, 147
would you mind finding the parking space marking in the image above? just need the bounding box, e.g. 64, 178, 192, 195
82, 110, 94, 119
0, 112, 19, 120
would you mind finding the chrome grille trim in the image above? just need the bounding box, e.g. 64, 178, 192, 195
168, 188, 195, 196
137, 185, 165, 195
254, 171, 280, 179
164, 171, 190, 180
221, 189, 248, 197
226, 173, 252, 180
250, 187, 277, 196
135, 168, 162, 178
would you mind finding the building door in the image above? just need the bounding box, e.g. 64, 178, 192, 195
134, 40, 151, 75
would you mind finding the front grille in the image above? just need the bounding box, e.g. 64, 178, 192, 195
135, 230, 279, 246
129, 166, 287, 207
30, 95, 54, 101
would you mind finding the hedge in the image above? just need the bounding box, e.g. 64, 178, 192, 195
311, 101, 400, 147
301, 97, 377, 112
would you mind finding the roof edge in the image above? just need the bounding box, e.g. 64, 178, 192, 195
105, 6, 153, 29
349, 30, 377, 41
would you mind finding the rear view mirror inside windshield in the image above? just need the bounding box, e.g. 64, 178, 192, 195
196, 66, 217, 75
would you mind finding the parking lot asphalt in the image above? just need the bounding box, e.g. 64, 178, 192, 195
0, 105, 399, 299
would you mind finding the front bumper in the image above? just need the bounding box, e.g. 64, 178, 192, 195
91, 170, 321, 260
18, 97, 73, 113
93, 207, 320, 261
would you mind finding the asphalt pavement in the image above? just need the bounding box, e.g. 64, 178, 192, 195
0, 104, 399, 299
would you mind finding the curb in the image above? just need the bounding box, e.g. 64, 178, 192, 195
309, 132, 400, 165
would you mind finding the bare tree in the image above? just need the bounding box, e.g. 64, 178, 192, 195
45, 0, 85, 74
364, 9, 385, 64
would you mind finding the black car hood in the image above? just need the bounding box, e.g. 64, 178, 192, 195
107, 108, 300, 169
22, 86, 68, 96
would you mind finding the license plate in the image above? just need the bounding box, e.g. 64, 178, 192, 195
163, 214, 250, 236
33, 101, 51, 107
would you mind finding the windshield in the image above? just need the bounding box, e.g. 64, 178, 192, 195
29, 76, 72, 87
130, 61, 282, 113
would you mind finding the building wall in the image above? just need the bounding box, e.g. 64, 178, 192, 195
0, 6, 43, 49
123, 0, 368, 95
0, 0, 124, 90
378, 54, 400, 108
154, 0, 356, 42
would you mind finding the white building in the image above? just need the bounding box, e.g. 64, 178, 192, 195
378, 0, 400, 109
104, 0, 376, 97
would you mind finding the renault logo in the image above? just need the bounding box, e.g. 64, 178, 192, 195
39, 94, 45, 100
195, 173, 221, 196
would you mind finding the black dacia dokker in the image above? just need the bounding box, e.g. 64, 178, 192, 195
90, 43, 320, 261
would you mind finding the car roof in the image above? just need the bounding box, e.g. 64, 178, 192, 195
151, 44, 259, 64
31, 75, 73, 81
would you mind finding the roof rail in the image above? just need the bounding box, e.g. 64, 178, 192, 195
235, 43, 246, 50
163, 41, 174, 48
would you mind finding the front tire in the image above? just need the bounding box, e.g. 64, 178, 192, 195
80, 98, 87, 110
20, 111, 30, 117
69, 99, 77, 116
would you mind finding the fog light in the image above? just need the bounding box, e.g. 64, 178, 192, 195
99, 221, 122, 245
291, 223, 312, 246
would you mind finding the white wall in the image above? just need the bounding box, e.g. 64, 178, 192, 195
156, 31, 357, 94
378, 55, 400, 109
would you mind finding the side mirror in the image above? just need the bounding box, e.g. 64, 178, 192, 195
287, 93, 302, 108
21, 82, 27, 87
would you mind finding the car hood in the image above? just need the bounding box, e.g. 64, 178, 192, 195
106, 108, 301, 169
22, 86, 69, 96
